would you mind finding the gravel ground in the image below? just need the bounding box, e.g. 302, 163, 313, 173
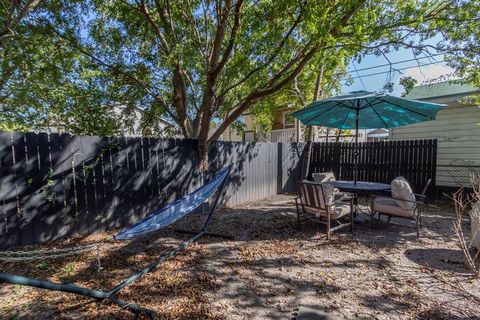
1, 194, 479, 319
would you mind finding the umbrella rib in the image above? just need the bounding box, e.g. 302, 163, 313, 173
364, 98, 432, 118
338, 108, 351, 130
359, 97, 383, 110
339, 101, 357, 110
302, 102, 343, 125
290, 103, 321, 116
289, 100, 335, 115
383, 100, 432, 118
368, 104, 390, 128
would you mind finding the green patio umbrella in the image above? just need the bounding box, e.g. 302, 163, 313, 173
290, 90, 446, 184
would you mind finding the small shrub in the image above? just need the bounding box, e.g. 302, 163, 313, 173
451, 176, 480, 277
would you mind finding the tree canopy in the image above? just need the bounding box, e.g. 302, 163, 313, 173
0, 0, 479, 168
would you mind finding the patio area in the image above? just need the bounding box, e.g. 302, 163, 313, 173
1, 195, 478, 319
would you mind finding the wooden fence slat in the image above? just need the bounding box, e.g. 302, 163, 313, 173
101, 137, 115, 231
58, 134, 76, 237
23, 132, 42, 244
111, 136, 126, 229
0, 132, 21, 248
70, 136, 87, 236
12, 133, 31, 246
11, 133, 32, 246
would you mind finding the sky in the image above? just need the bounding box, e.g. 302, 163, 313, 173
341, 38, 456, 96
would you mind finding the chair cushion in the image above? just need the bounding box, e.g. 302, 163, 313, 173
391, 176, 416, 210
372, 197, 414, 217
304, 200, 351, 219
322, 183, 335, 207
313, 172, 335, 183
333, 202, 352, 219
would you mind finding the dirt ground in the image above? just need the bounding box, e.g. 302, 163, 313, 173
1, 195, 479, 320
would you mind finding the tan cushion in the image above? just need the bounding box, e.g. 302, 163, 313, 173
313, 172, 335, 183
372, 197, 414, 217
470, 201, 480, 250
313, 172, 343, 194
304, 200, 351, 219
322, 183, 335, 207
333, 202, 352, 218
391, 176, 415, 210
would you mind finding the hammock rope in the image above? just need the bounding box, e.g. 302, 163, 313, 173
0, 243, 100, 261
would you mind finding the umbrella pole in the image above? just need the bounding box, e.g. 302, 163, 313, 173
354, 102, 359, 185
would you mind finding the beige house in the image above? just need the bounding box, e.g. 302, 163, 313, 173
222, 106, 368, 143
221, 107, 301, 143
390, 81, 480, 189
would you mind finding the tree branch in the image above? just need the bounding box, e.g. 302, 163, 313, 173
0, 0, 41, 46
136, 0, 171, 55
218, 9, 303, 97
208, 46, 317, 144
212, 0, 244, 76
46, 23, 178, 124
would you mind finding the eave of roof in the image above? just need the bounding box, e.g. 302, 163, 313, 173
405, 81, 479, 100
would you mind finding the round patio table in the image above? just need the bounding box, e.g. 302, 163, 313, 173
326, 181, 391, 192
325, 180, 391, 219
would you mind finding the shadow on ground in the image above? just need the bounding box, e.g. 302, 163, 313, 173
1, 195, 478, 319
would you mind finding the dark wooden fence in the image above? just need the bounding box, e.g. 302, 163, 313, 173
0, 131, 304, 249
308, 139, 437, 196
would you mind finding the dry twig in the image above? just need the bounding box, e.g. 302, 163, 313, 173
450, 175, 480, 277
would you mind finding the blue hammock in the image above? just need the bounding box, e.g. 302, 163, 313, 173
114, 168, 230, 240
1, 167, 231, 318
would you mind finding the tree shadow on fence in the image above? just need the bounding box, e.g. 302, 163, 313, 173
0, 132, 279, 249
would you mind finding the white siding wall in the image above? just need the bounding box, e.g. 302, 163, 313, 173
390, 98, 480, 187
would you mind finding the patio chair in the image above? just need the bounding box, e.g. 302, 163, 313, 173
295, 181, 353, 240
312, 172, 351, 201
370, 177, 431, 237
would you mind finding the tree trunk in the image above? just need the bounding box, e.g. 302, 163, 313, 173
198, 138, 210, 173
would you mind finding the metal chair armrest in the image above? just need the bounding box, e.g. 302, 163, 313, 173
298, 180, 323, 187
414, 193, 427, 199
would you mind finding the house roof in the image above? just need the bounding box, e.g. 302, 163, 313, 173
368, 128, 388, 135
114, 104, 173, 126
405, 81, 479, 100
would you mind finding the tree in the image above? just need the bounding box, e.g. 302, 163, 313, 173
2, 0, 480, 170
399, 76, 418, 97
0, 0, 40, 47
0, 1, 147, 134
247, 49, 349, 134
0, 0, 41, 107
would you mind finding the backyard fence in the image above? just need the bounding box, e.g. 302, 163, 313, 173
0, 131, 438, 249
0, 131, 303, 249
308, 139, 437, 196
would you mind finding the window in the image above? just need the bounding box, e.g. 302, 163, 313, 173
284, 112, 295, 129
